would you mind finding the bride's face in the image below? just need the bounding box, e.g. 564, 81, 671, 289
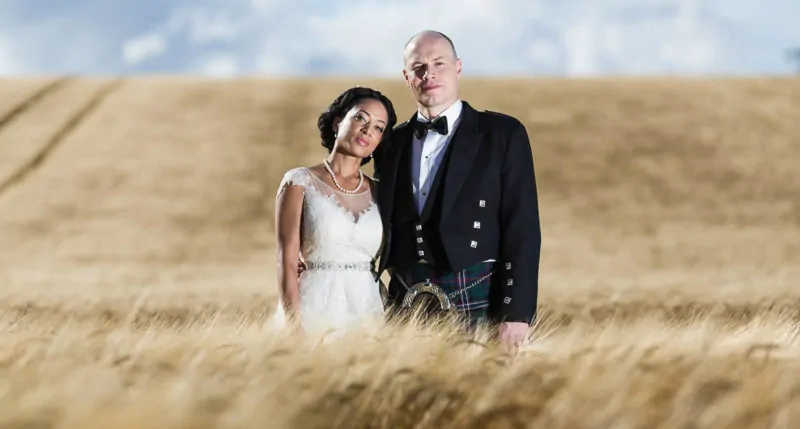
334, 99, 388, 159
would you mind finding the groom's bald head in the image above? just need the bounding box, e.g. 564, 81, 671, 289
403, 30, 458, 63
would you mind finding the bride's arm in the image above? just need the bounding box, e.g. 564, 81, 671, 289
275, 183, 304, 324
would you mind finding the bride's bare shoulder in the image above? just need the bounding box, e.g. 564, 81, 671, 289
304, 164, 327, 179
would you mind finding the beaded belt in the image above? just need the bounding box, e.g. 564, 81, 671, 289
304, 261, 373, 272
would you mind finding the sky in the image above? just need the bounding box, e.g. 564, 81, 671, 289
0, 0, 798, 77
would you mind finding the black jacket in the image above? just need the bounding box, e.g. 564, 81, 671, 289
373, 101, 542, 324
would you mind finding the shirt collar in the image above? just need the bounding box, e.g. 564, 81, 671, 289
415, 99, 463, 136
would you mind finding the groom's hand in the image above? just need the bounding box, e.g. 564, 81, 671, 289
498, 321, 530, 350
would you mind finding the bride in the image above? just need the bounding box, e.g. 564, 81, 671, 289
272, 86, 397, 336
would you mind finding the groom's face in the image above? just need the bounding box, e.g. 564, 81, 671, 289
403, 36, 461, 111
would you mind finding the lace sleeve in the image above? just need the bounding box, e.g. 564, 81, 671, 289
276, 167, 312, 199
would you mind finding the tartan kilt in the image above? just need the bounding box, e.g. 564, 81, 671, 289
388, 260, 496, 326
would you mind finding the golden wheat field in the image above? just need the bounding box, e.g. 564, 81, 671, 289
0, 76, 799, 428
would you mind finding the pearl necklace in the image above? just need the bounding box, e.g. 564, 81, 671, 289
323, 159, 363, 194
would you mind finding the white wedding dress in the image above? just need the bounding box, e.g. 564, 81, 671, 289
271, 167, 385, 337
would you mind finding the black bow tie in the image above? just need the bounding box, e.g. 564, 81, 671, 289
412, 115, 448, 140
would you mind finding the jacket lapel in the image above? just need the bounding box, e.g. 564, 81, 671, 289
378, 120, 412, 225
441, 102, 482, 215
376, 120, 412, 274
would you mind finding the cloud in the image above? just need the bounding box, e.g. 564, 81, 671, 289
195, 54, 238, 77
118, 2, 254, 71
556, 1, 724, 75
239, 0, 737, 76
122, 33, 168, 65
165, 7, 242, 44
2, 0, 799, 76
0, 36, 23, 75
252, 0, 549, 75
134, 0, 793, 77
0, 3, 25, 75
0, 2, 151, 75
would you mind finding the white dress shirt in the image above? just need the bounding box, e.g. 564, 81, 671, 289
411, 99, 463, 214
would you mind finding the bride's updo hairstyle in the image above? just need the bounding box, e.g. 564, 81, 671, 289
317, 86, 397, 165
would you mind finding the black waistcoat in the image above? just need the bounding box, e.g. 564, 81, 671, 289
387, 138, 455, 273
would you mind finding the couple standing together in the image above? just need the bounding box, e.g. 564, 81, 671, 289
274, 30, 542, 348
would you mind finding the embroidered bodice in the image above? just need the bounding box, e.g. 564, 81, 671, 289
276, 167, 383, 266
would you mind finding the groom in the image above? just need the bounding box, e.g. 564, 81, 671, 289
373, 30, 542, 348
